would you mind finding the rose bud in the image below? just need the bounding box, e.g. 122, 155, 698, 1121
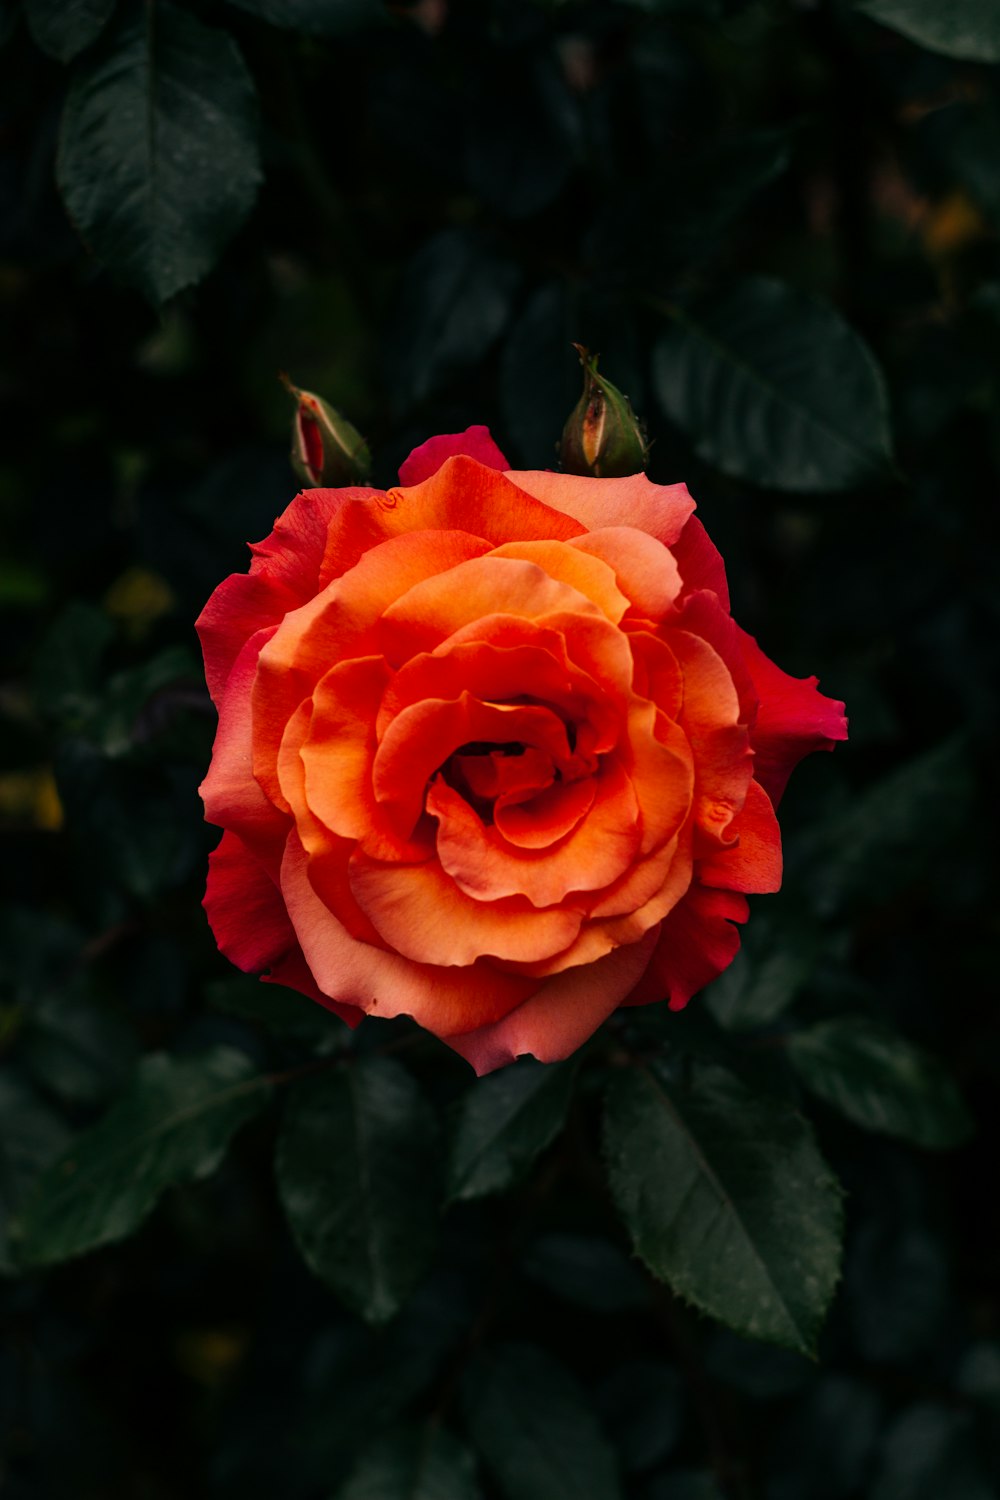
197, 426, 846, 1075
281, 373, 372, 488
560, 345, 649, 478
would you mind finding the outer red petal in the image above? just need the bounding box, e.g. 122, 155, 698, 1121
196, 485, 377, 706
204, 830, 362, 1027
398, 426, 510, 485
625, 885, 749, 1012
698, 777, 783, 895
737, 627, 848, 806
671, 515, 730, 609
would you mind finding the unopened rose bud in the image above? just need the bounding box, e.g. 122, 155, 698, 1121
560, 345, 648, 478
280, 374, 372, 487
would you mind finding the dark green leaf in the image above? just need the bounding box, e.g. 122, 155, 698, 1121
787, 1017, 973, 1149
0, 1072, 74, 1274
604, 1061, 842, 1354
653, 278, 893, 492
521, 1232, 649, 1314
224, 0, 387, 35
387, 229, 520, 411
24, 0, 115, 61
334, 1423, 483, 1500
276, 1056, 440, 1324
13, 1047, 269, 1266
872, 1404, 995, 1500
463, 1342, 622, 1500
857, 0, 1000, 62
57, 4, 261, 305
447, 1058, 573, 1202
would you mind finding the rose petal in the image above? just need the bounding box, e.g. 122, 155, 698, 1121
253, 529, 492, 812
281, 829, 536, 1033
398, 425, 510, 485
428, 759, 639, 907
505, 470, 695, 545
199, 626, 289, 872
698, 777, 783, 894
197, 486, 374, 706
671, 514, 730, 609
737, 627, 848, 805
569, 527, 683, 620
348, 848, 584, 966
667, 628, 753, 848
627, 885, 750, 1012
445, 927, 662, 1075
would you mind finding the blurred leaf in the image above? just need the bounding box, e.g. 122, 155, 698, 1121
57, 3, 261, 305
206, 975, 331, 1040
653, 279, 893, 492
521, 1231, 649, 1314
21, 983, 139, 1107
847, 1214, 951, 1365
55, 743, 200, 904
276, 1057, 440, 1324
799, 737, 971, 917
645, 1473, 725, 1500
604, 1060, 842, 1355
704, 1328, 810, 1399
0, 1071, 74, 1274
766, 1375, 883, 1500
462, 1342, 622, 1500
464, 57, 579, 219
857, 0, 1000, 63
447, 1057, 573, 1203
32, 600, 113, 726
334, 1423, 483, 1500
0, 0, 17, 44
596, 1360, 683, 1474
499, 281, 579, 468
0, 906, 81, 1005
91, 645, 197, 756
705, 917, 822, 1032
590, 129, 791, 284
787, 1017, 973, 1149
13, 1047, 269, 1266
223, 0, 387, 34
23, 0, 115, 61
956, 1342, 1000, 1412
299, 1272, 476, 1477
387, 229, 520, 411
872, 1404, 995, 1500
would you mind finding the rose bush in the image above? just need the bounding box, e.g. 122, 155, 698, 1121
198, 427, 846, 1073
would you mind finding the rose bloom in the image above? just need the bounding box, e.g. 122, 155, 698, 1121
198, 428, 846, 1074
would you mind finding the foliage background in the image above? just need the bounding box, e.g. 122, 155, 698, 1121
1, 0, 998, 1496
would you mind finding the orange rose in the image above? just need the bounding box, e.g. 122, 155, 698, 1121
197, 428, 846, 1073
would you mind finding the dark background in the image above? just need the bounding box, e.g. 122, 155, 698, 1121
1, 1, 998, 1496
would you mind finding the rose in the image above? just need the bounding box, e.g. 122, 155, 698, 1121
197, 427, 846, 1074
